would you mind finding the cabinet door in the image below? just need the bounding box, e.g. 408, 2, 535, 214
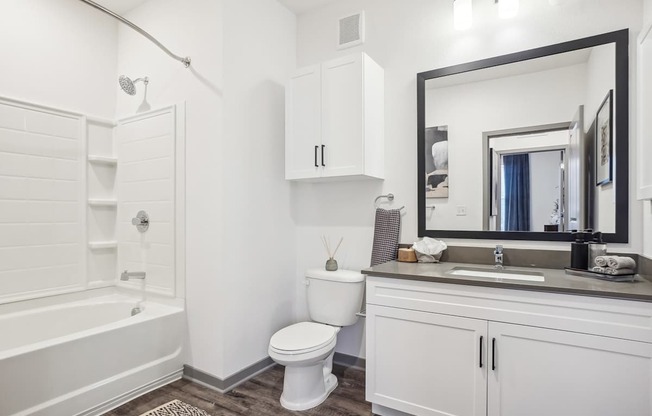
285, 65, 321, 180
366, 305, 487, 416
321, 54, 364, 177
488, 322, 652, 416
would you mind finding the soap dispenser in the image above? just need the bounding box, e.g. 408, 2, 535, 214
588, 231, 607, 270
570, 231, 589, 270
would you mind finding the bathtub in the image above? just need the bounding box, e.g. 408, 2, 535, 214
0, 289, 184, 416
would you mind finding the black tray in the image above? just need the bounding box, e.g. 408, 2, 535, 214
564, 267, 636, 282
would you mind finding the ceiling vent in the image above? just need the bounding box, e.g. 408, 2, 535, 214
338, 12, 365, 49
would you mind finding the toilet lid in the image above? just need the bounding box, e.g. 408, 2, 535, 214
270, 322, 337, 353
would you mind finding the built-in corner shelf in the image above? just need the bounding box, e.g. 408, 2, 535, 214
88, 155, 118, 166
88, 241, 118, 250
88, 199, 117, 207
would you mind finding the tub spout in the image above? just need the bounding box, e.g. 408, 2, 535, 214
121, 270, 146, 281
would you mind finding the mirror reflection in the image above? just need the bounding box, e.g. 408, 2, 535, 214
422, 42, 618, 236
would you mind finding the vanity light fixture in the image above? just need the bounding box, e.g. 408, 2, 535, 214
453, 0, 473, 30
497, 0, 519, 19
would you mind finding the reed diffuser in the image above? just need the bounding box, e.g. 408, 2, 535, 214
321, 236, 343, 271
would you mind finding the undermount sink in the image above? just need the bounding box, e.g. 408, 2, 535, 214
446, 266, 545, 282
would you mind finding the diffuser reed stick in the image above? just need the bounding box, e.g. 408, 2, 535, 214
331, 237, 343, 259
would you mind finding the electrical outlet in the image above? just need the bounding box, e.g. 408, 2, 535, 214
456, 206, 467, 216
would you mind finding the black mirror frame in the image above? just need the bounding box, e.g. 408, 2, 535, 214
417, 29, 629, 243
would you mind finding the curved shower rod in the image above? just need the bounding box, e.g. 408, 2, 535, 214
78, 0, 191, 68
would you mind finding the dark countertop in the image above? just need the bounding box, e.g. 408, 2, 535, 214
362, 261, 652, 303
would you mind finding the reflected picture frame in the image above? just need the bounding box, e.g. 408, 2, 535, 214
595, 90, 613, 186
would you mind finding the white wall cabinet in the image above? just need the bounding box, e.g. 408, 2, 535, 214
285, 53, 384, 181
366, 277, 652, 416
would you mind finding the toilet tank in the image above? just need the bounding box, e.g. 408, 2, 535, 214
305, 269, 365, 327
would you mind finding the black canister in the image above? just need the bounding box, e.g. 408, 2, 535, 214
570, 231, 589, 269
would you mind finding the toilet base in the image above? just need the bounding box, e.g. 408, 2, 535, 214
280, 373, 337, 411
278, 352, 338, 411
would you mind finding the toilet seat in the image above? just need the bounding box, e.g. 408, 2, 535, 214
269, 322, 337, 356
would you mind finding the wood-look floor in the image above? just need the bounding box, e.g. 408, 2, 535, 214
103, 364, 372, 416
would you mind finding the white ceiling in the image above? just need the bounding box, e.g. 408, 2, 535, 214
276, 0, 338, 15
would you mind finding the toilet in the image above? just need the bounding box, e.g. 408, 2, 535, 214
268, 269, 365, 411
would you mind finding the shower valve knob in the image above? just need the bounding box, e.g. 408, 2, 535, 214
132, 210, 150, 233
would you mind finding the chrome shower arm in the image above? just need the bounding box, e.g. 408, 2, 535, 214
78, 0, 191, 68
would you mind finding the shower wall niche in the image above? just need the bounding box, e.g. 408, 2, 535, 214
87, 118, 118, 286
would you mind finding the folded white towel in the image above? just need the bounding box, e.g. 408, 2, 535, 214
604, 267, 635, 276
606, 256, 637, 270
594, 256, 610, 267
591, 266, 606, 273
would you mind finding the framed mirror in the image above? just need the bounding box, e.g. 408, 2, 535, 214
417, 29, 629, 242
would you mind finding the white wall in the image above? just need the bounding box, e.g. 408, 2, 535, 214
643, 0, 652, 258
117, 0, 296, 379
0, 0, 118, 119
220, 0, 296, 377
294, 0, 644, 358
0, 0, 119, 303
116, 0, 226, 376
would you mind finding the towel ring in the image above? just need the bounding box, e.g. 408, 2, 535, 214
374, 193, 405, 211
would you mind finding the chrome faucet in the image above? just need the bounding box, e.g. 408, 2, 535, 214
494, 245, 504, 269
121, 270, 146, 281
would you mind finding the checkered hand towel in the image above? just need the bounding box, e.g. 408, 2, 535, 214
370, 208, 401, 267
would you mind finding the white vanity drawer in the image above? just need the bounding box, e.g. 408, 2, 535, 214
367, 275, 652, 343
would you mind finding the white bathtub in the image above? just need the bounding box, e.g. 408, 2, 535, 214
0, 289, 184, 416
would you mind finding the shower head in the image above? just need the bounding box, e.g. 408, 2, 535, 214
118, 75, 149, 96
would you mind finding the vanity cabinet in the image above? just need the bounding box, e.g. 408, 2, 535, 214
285, 52, 384, 181
366, 276, 652, 416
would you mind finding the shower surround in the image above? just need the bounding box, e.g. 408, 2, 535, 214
0, 96, 186, 415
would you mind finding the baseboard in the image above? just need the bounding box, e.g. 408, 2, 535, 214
334, 352, 366, 370
183, 352, 365, 394
79, 369, 183, 416
183, 356, 275, 393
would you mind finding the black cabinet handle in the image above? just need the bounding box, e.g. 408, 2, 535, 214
314, 146, 319, 167
492, 338, 496, 371
321, 145, 326, 167
479, 336, 483, 368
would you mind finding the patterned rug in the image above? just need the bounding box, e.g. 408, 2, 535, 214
139, 399, 212, 416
